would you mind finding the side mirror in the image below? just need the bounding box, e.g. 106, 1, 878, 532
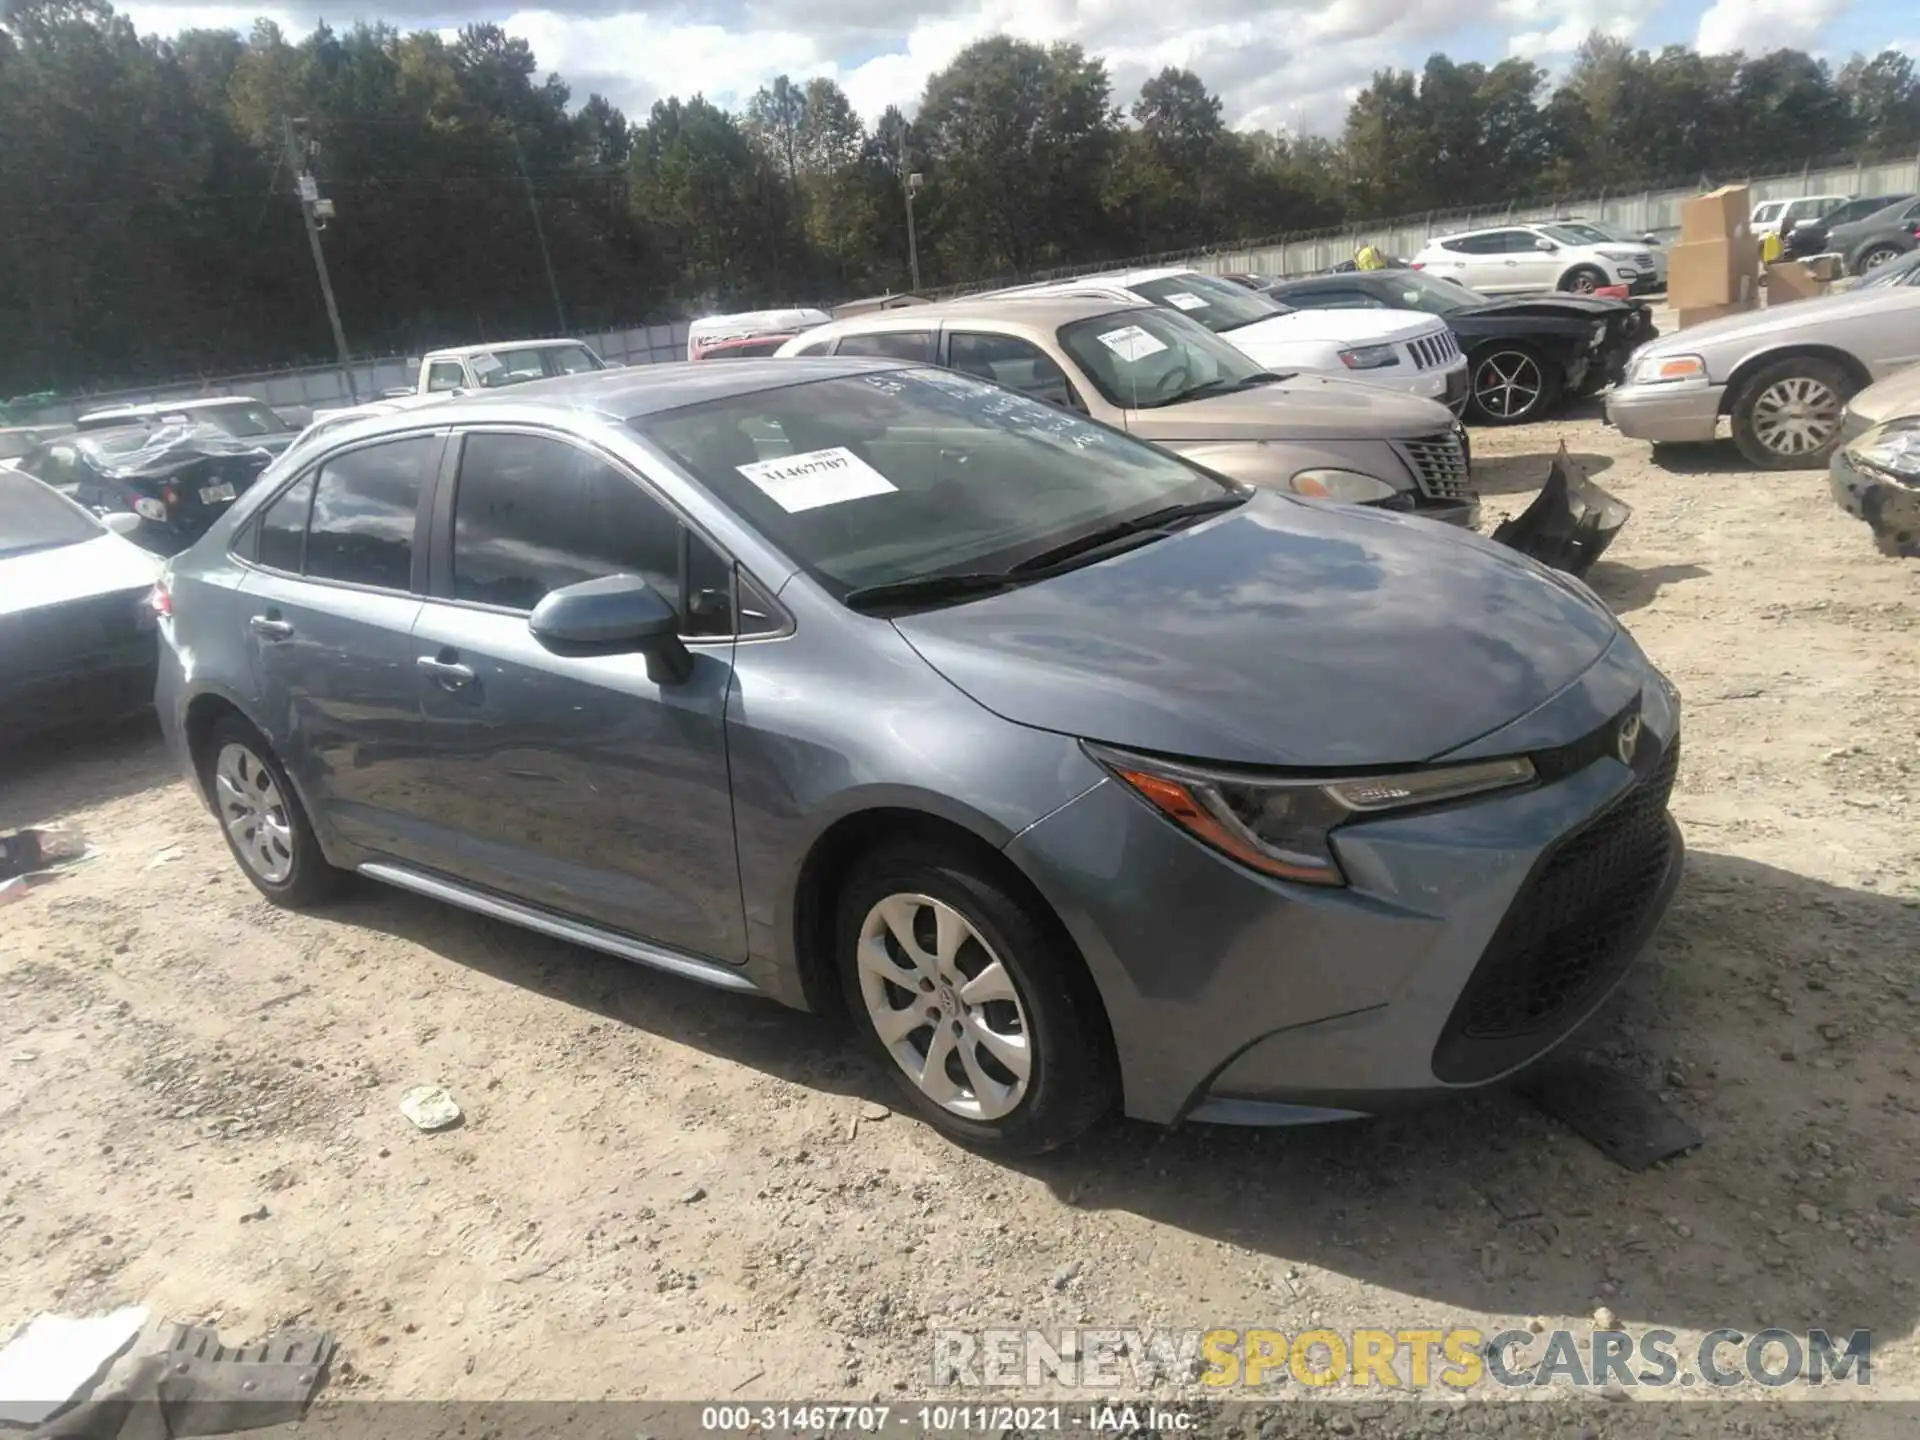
529, 574, 691, 683
1534, 238, 1557, 252
101, 511, 142, 536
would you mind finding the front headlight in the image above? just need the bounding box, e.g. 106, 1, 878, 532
1086, 742, 1537, 886
1339, 343, 1400, 371
1849, 422, 1920, 482
1288, 468, 1400, 504
1630, 352, 1707, 385
1598, 248, 1639, 262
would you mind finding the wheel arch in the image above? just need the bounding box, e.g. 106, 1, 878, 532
1717, 346, 1872, 415
783, 803, 1119, 1072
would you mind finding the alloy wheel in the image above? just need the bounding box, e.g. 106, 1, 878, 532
215, 742, 296, 884
1473, 351, 1545, 419
1751, 376, 1842, 457
856, 892, 1032, 1121
1861, 247, 1898, 271
1569, 272, 1598, 293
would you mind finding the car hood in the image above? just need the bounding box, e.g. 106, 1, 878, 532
1847, 365, 1920, 428
0, 532, 161, 616
892, 492, 1620, 768
1455, 295, 1631, 321
1127, 373, 1457, 442
1225, 309, 1444, 350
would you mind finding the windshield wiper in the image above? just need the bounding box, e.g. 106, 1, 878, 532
1009, 494, 1247, 574
1172, 372, 1293, 402
842, 571, 1029, 613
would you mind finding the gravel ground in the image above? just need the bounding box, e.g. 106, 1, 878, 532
1, 399, 1916, 1438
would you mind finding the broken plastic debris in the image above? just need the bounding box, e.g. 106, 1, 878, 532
0, 1304, 149, 1425
0, 827, 94, 888
398, 1085, 462, 1132
145, 844, 185, 870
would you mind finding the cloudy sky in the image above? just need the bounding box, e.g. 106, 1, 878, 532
122, 0, 1914, 134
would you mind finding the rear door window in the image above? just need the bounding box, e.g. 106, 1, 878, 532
254, 471, 316, 572
835, 331, 936, 362
303, 436, 435, 590
947, 333, 1083, 410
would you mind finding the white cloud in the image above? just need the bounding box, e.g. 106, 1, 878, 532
1696, 0, 1855, 56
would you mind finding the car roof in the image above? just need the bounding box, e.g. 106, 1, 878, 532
79, 395, 262, 421
809, 293, 1151, 336
423, 338, 595, 359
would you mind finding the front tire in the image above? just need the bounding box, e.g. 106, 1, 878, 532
200, 716, 341, 907
834, 840, 1115, 1153
1729, 357, 1855, 469
1559, 265, 1607, 294
1855, 243, 1904, 273
1466, 344, 1561, 424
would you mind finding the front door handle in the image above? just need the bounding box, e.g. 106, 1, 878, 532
248, 615, 293, 641
417, 654, 475, 689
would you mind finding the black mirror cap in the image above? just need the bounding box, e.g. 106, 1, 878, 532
530, 573, 680, 649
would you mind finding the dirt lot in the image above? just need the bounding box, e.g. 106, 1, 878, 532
2, 398, 1917, 1436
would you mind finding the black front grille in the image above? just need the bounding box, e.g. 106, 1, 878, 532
1394, 431, 1473, 500
1432, 739, 1680, 1084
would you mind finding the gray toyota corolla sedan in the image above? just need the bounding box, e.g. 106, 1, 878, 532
153, 358, 1683, 1153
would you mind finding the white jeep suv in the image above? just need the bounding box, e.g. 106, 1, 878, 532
986, 268, 1470, 413
1411, 224, 1659, 296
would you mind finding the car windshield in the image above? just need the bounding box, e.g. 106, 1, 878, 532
1125, 273, 1286, 333
637, 369, 1231, 599
0, 472, 100, 558
197, 401, 291, 436
1056, 306, 1275, 409
1856, 250, 1920, 289
1372, 272, 1484, 314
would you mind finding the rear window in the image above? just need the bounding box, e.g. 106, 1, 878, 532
0, 473, 99, 557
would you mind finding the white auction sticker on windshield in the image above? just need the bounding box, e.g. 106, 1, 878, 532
1096, 325, 1168, 362
736, 446, 897, 513
1163, 291, 1210, 311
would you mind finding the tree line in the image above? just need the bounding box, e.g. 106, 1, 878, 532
2, 0, 1917, 396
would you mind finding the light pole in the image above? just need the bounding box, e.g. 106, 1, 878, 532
285, 116, 357, 403
904, 171, 923, 292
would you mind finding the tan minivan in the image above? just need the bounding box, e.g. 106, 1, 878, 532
776, 295, 1478, 527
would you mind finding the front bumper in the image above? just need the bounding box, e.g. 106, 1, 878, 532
1606, 379, 1724, 443
1829, 445, 1920, 557
1007, 645, 1683, 1126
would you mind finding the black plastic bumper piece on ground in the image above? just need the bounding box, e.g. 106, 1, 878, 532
1492, 447, 1630, 577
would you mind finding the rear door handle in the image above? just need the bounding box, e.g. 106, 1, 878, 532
417, 654, 475, 689
248, 615, 293, 641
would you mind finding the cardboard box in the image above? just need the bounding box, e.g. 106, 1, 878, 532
1682, 184, 1751, 244
1803, 253, 1842, 282
1669, 237, 1760, 308
1765, 261, 1831, 304
1679, 301, 1753, 329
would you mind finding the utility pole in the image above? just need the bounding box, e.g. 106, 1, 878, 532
510, 128, 567, 334
285, 117, 357, 403
904, 171, 924, 292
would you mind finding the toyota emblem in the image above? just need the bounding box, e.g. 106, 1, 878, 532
1617, 714, 1643, 766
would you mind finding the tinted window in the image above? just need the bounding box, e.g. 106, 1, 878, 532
790, 339, 833, 357
1290, 289, 1385, 308
1126, 274, 1279, 333
425, 362, 466, 392
543, 344, 604, 376
948, 333, 1081, 409
304, 437, 432, 590
684, 532, 736, 638
200, 402, 290, 436
835, 331, 936, 362
255, 471, 315, 572
450, 433, 681, 614
1442, 233, 1496, 254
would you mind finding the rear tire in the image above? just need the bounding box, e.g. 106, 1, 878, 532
1559, 265, 1607, 294
199, 716, 341, 908
1465, 343, 1562, 424
1729, 357, 1855, 470
834, 839, 1115, 1154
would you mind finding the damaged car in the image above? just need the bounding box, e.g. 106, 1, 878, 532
1830, 364, 1920, 557
156, 359, 1684, 1153
1261, 270, 1657, 424
16, 423, 277, 552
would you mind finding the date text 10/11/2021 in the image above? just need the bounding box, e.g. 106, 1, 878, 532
699, 1405, 1192, 1433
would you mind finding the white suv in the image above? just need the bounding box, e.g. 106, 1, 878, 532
988, 268, 1470, 412
1750, 195, 1847, 240
1411, 224, 1658, 296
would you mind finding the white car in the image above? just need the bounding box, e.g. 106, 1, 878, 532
1750, 195, 1848, 241
1412, 224, 1659, 296
1551, 217, 1669, 288
986, 268, 1469, 412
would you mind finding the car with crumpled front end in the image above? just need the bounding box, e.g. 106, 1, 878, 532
153, 358, 1683, 1153
1829, 360, 1920, 556
778, 295, 1477, 524
1606, 249, 1920, 468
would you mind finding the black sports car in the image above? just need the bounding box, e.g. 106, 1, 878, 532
1260, 270, 1658, 425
